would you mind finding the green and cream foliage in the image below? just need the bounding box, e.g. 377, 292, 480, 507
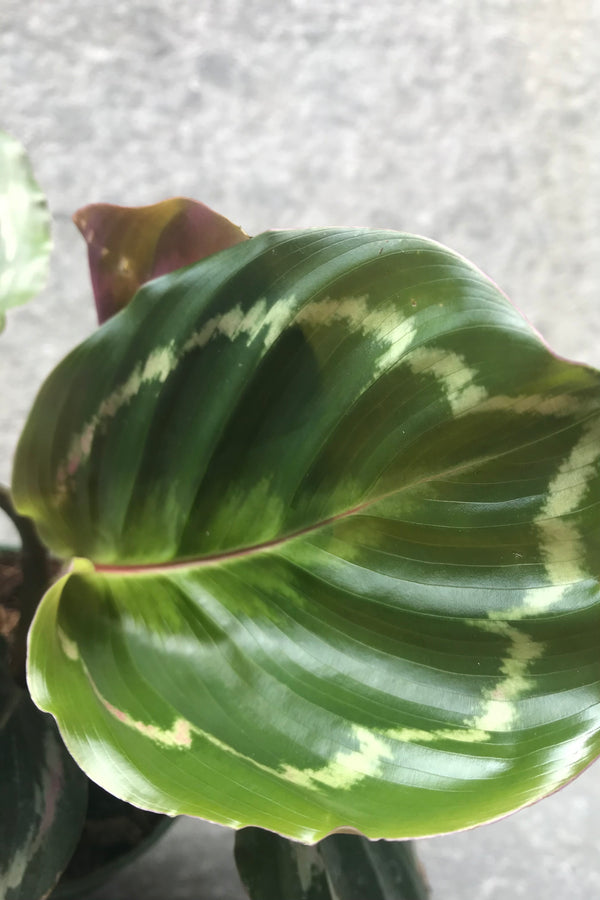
0, 131, 51, 332
14, 228, 600, 841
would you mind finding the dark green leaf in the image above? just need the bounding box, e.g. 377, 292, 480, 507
14, 228, 600, 841
234, 828, 429, 900
0, 643, 87, 900
0, 132, 51, 332
73, 198, 248, 323
52, 782, 172, 899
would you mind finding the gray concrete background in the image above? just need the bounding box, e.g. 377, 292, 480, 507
2, 0, 600, 897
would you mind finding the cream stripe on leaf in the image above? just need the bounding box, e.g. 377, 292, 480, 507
14, 227, 600, 842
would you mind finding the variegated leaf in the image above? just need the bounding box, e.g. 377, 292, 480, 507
0, 132, 51, 332
0, 643, 87, 900
234, 828, 429, 900
13, 228, 600, 841
73, 198, 248, 323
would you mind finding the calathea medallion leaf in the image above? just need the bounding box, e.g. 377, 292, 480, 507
234, 827, 429, 900
0, 642, 87, 900
13, 228, 600, 841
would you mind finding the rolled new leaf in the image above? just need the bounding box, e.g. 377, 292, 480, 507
0, 131, 51, 331
13, 228, 600, 841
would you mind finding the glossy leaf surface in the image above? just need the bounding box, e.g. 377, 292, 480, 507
73, 198, 248, 323
14, 228, 600, 841
0, 644, 87, 900
234, 828, 429, 900
0, 131, 51, 332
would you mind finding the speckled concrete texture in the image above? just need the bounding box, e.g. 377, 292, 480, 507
1, 1, 600, 897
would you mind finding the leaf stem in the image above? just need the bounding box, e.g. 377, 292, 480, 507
0, 485, 49, 685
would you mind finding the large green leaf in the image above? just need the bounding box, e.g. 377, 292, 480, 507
0, 131, 51, 332
234, 828, 429, 899
0, 643, 87, 900
13, 228, 600, 841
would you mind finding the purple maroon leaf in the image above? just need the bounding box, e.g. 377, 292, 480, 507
73, 198, 248, 323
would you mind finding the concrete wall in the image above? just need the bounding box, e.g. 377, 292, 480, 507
2, 1, 600, 896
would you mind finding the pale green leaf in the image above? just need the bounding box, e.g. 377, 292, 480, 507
0, 132, 51, 332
